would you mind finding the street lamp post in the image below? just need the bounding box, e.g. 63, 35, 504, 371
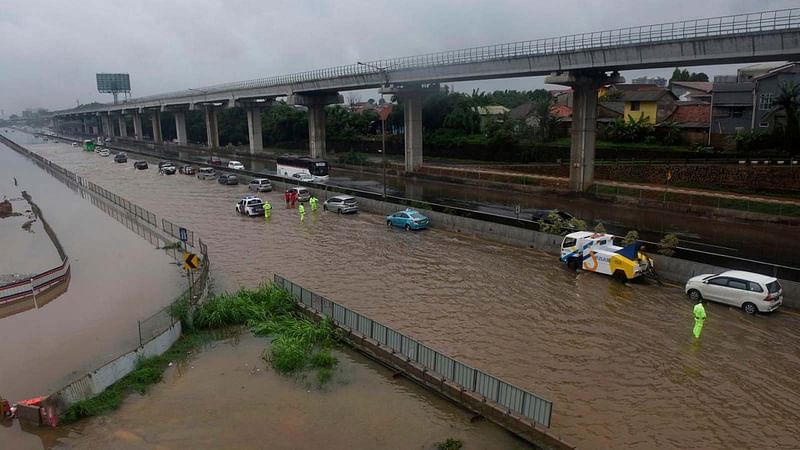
357, 61, 390, 200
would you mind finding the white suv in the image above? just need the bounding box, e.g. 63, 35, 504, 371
685, 270, 783, 314
228, 161, 245, 170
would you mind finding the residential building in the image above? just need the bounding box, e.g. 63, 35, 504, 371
472, 105, 510, 130
666, 101, 711, 144
737, 62, 788, 82
669, 81, 712, 102
616, 85, 678, 123
710, 82, 754, 147
750, 62, 800, 131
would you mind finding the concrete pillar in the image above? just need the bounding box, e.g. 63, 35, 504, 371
403, 93, 424, 172
82, 117, 89, 135
287, 93, 343, 159
150, 111, 162, 143
118, 115, 128, 138
307, 104, 326, 158
246, 108, 263, 154
174, 111, 188, 145
101, 115, 112, 137
204, 108, 219, 149
570, 84, 598, 191
545, 70, 623, 192
133, 113, 143, 140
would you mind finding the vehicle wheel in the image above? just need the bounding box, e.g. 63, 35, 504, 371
613, 270, 628, 283
687, 289, 702, 302
742, 302, 758, 315
323, 205, 328, 211
337, 209, 342, 214
405, 224, 411, 231
567, 258, 579, 271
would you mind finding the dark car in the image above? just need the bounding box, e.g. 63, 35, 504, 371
134, 160, 148, 170
217, 174, 239, 185
207, 156, 222, 166
114, 153, 128, 163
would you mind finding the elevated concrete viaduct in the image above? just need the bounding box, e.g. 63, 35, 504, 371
51, 9, 800, 191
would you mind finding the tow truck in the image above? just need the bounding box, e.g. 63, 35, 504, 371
560, 231, 655, 281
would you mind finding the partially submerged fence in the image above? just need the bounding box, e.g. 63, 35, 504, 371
274, 274, 554, 429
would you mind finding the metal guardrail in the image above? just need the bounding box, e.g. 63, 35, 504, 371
274, 274, 554, 428
54, 8, 800, 112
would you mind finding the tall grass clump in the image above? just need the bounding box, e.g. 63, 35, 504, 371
191, 284, 339, 381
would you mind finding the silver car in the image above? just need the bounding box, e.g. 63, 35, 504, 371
323, 195, 358, 214
286, 187, 311, 202
249, 178, 273, 192
196, 167, 217, 180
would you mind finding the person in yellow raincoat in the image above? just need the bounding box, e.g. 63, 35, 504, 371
298, 203, 305, 221
263, 200, 272, 219
693, 300, 706, 339
309, 196, 318, 212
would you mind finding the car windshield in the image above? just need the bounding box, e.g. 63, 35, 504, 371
767, 281, 782, 293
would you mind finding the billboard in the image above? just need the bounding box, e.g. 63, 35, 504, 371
96, 73, 131, 93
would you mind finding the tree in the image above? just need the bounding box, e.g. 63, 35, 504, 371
670, 68, 709, 83
775, 80, 800, 154
658, 233, 679, 256
622, 230, 639, 246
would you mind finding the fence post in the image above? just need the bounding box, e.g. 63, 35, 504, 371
138, 320, 143, 347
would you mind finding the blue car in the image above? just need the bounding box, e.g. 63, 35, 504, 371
386, 209, 430, 230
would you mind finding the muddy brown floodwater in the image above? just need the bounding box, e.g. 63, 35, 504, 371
15, 135, 800, 449
35, 333, 530, 450
0, 142, 184, 448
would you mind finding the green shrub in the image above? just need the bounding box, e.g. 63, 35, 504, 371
658, 233, 679, 256
270, 335, 308, 374
594, 222, 607, 234
310, 349, 338, 369
437, 438, 464, 450
622, 230, 640, 246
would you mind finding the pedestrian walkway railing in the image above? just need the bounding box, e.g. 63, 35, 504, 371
273, 274, 554, 428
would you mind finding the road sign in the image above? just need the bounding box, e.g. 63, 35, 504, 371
183, 252, 200, 270
179, 227, 188, 243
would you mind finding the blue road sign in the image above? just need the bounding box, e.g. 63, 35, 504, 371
179, 227, 188, 243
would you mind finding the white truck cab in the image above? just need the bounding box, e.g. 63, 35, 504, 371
560, 231, 653, 281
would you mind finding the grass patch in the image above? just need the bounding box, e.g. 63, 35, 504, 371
160, 241, 183, 250
437, 438, 464, 450
60, 331, 212, 424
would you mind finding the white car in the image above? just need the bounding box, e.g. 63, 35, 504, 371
323, 195, 358, 214
228, 161, 245, 170
291, 172, 314, 183
71, 142, 78, 147
235, 196, 265, 216
248, 178, 273, 192
685, 270, 783, 314
98, 149, 110, 157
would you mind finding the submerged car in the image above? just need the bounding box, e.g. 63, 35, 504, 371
179, 165, 196, 175
291, 172, 315, 183
217, 174, 239, 185
98, 149, 110, 157
386, 208, 429, 230
133, 160, 148, 170
159, 164, 177, 175
323, 195, 358, 214
207, 156, 222, 166
235, 195, 265, 216
196, 167, 217, 180
685, 270, 783, 314
114, 153, 128, 163
248, 178, 273, 192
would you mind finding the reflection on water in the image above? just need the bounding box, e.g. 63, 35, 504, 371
16, 136, 800, 450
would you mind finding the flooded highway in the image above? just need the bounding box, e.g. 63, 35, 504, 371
0, 142, 184, 408
15, 134, 800, 449
138, 143, 800, 266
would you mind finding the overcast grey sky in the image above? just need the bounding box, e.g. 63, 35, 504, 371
0, 0, 796, 115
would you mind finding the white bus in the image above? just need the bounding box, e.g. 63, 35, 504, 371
276, 155, 329, 182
